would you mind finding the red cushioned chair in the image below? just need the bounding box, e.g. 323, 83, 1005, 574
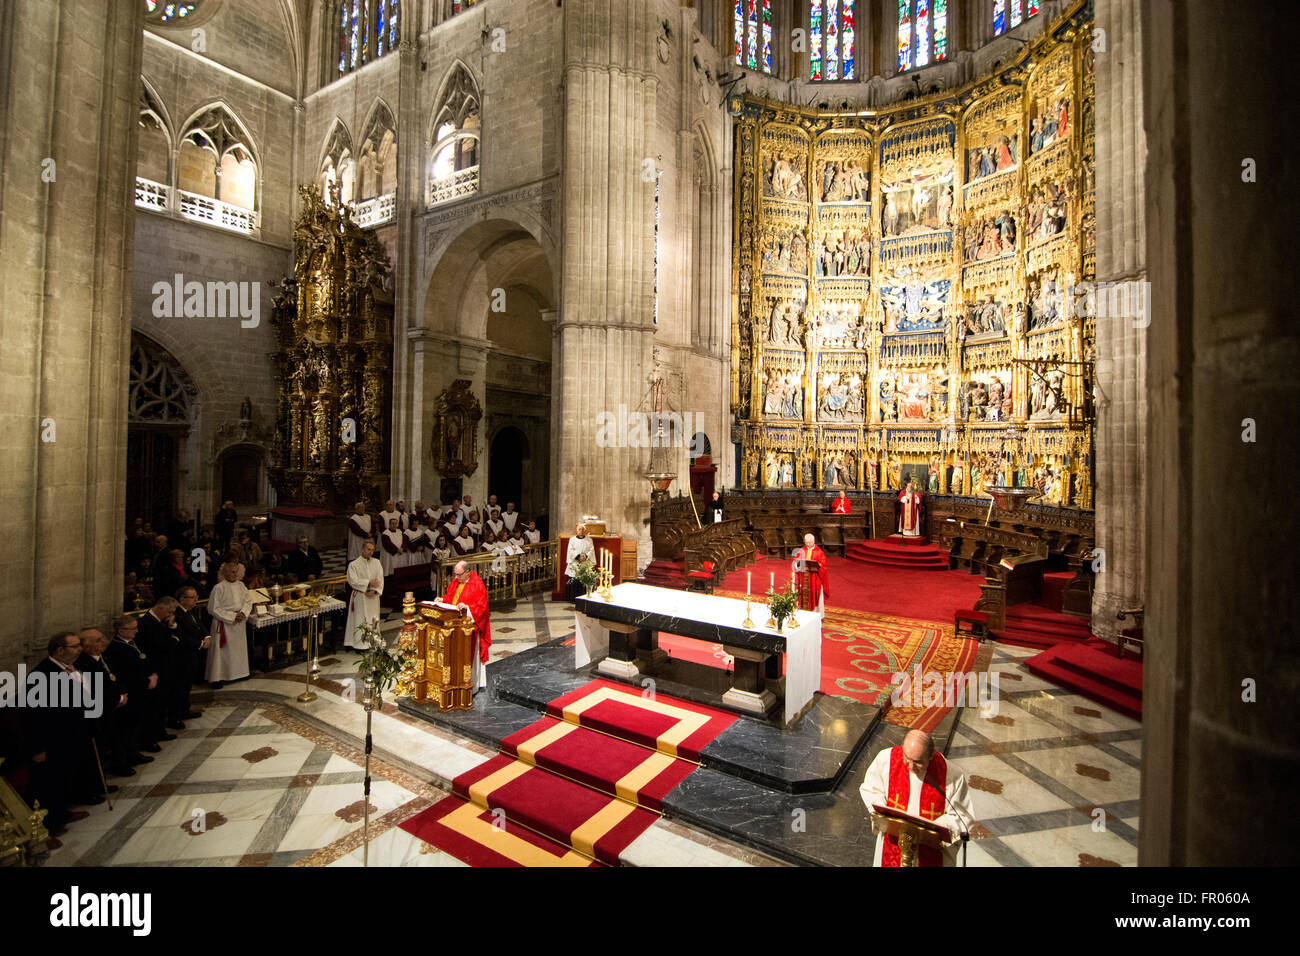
686, 560, 716, 594
955, 609, 989, 642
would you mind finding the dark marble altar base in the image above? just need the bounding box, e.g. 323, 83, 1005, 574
396, 637, 962, 866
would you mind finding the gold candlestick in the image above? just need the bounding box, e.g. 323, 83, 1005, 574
742, 596, 754, 630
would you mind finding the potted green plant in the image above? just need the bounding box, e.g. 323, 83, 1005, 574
354, 619, 414, 708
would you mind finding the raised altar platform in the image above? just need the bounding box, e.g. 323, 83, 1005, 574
397, 634, 964, 866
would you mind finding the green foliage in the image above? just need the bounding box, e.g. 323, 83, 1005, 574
571, 560, 601, 592
767, 584, 797, 625
354, 619, 414, 695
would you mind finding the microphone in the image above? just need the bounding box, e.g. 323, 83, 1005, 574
938, 771, 971, 868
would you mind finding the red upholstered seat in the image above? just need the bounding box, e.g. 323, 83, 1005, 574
955, 609, 989, 641
686, 561, 716, 593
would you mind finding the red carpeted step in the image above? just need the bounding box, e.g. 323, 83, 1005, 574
1004, 605, 1095, 639
544, 679, 737, 761
640, 559, 686, 589
399, 794, 601, 867
1025, 643, 1142, 720
845, 539, 950, 570
452, 753, 660, 865
501, 717, 696, 811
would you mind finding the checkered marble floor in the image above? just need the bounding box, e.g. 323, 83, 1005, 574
41, 595, 1139, 867
318, 547, 348, 577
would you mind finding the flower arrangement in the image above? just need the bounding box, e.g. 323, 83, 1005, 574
571, 559, 601, 594
766, 584, 797, 630
354, 619, 415, 705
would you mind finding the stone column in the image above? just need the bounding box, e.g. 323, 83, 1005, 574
556, 0, 660, 562
1091, 0, 1146, 641
0, 2, 143, 664
1141, 0, 1300, 865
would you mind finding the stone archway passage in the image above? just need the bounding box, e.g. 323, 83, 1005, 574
489, 426, 529, 517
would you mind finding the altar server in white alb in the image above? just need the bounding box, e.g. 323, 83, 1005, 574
345, 541, 384, 650
860, 729, 976, 867
347, 501, 373, 561
207, 562, 253, 684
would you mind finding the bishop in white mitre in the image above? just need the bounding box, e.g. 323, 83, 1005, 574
860, 729, 976, 867
207, 562, 252, 683
345, 541, 384, 650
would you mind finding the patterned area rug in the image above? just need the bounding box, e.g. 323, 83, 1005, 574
658, 588, 980, 733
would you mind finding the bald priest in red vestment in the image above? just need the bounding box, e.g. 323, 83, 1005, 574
441, 560, 491, 692
831, 491, 851, 514
860, 730, 975, 867
794, 533, 830, 612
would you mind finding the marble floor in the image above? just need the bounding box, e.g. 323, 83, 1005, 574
43, 594, 1140, 866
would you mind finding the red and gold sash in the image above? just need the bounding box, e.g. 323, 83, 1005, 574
881, 748, 948, 867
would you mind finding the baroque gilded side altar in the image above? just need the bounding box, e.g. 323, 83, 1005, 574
732, 1, 1095, 510
269, 183, 394, 512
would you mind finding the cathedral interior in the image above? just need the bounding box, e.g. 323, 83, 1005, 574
0, 0, 1295, 883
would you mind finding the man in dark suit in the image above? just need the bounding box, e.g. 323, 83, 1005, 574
76, 627, 131, 780
104, 615, 162, 761
153, 548, 192, 601
171, 586, 210, 724
283, 535, 323, 582
21, 632, 95, 834
137, 598, 182, 741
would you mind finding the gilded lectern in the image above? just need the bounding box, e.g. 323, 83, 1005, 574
411, 601, 477, 712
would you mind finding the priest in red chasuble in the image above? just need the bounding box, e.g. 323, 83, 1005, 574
831, 491, 851, 514
794, 533, 830, 612
860, 730, 975, 867
898, 480, 923, 537
442, 560, 491, 692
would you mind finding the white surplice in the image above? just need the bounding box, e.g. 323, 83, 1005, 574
206, 579, 252, 682
344, 555, 384, 649
379, 529, 404, 575
346, 514, 373, 561
859, 747, 976, 867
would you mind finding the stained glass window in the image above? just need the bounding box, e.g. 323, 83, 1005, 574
734, 0, 774, 74
144, 1, 199, 23
995, 0, 1037, 36
811, 0, 823, 79
898, 0, 912, 72
336, 1, 399, 78
898, 0, 950, 71
811, 0, 856, 80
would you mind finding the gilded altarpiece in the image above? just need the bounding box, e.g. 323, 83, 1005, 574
731, 5, 1095, 508
269, 184, 394, 511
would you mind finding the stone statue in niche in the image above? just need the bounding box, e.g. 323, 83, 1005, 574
764, 153, 805, 200
763, 368, 784, 416
820, 373, 852, 420
764, 450, 780, 486
1030, 368, 1068, 421
239, 396, 252, 420
880, 270, 949, 333
780, 372, 802, 419
780, 455, 795, 487
1028, 273, 1064, 331
878, 379, 897, 422
986, 377, 1006, 422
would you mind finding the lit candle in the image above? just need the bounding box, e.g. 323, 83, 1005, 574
770, 571, 774, 591
792, 572, 796, 592
747, 570, 751, 596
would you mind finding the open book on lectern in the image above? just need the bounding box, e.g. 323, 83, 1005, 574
869, 803, 953, 843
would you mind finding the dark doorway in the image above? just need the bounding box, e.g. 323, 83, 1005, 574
220, 447, 261, 507
127, 429, 178, 530
489, 426, 529, 516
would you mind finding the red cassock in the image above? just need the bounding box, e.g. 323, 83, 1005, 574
442, 572, 491, 663
795, 545, 830, 608
881, 747, 949, 868
831, 497, 851, 514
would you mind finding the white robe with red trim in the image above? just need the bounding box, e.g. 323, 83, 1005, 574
344, 556, 384, 650
206, 579, 252, 682
860, 746, 974, 867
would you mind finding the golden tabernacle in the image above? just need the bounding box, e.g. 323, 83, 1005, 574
411, 601, 477, 712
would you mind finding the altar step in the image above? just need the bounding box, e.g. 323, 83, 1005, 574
991, 603, 1096, 650
399, 679, 737, 866
845, 537, 950, 570
1024, 640, 1143, 720
1040, 571, 1074, 614
640, 558, 685, 589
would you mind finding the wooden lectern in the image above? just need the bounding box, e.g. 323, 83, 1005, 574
793, 558, 821, 612
869, 803, 953, 867
413, 600, 477, 712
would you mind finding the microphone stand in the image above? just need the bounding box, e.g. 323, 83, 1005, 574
940, 782, 971, 867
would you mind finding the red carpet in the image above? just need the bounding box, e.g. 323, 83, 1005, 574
845, 536, 950, 570
400, 681, 737, 865
993, 603, 1095, 650
1025, 639, 1143, 719
717, 554, 983, 625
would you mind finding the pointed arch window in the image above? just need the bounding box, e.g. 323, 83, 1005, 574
810, 1, 856, 81
335, 1, 401, 78
177, 106, 259, 233
898, 0, 948, 72
993, 0, 1038, 37
428, 67, 481, 207
734, 1, 774, 74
